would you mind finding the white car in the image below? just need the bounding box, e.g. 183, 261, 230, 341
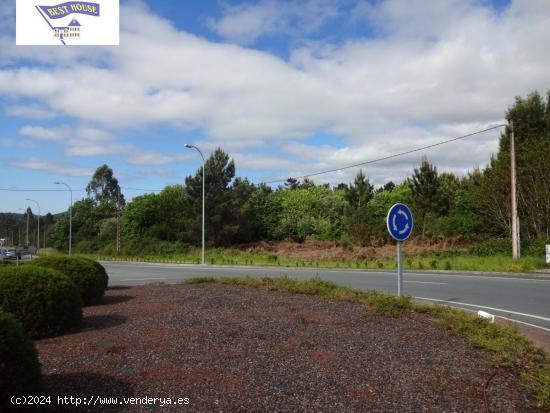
2, 248, 17, 260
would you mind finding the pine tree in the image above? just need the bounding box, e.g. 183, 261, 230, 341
408, 157, 442, 237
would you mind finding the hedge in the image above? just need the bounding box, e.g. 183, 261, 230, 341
29, 256, 109, 305
0, 310, 43, 407
0, 266, 82, 338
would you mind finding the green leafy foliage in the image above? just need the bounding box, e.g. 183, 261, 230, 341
86, 164, 125, 208
272, 186, 345, 242
408, 157, 444, 237
0, 266, 82, 338
360, 291, 412, 317
470, 239, 512, 256
0, 311, 43, 406
29, 257, 108, 305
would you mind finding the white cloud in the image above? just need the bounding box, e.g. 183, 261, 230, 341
126, 150, 174, 166
6, 105, 56, 119
13, 158, 93, 177
19, 125, 69, 141
18, 124, 131, 156
1, 1, 550, 186
207, 0, 340, 45
64, 142, 131, 157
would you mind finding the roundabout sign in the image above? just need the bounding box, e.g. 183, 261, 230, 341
387, 203, 413, 241
386, 203, 414, 296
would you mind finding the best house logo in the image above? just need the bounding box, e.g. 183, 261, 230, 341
16, 0, 119, 45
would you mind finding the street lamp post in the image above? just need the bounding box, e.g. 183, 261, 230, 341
185, 144, 205, 265
54, 181, 73, 256
26, 198, 40, 250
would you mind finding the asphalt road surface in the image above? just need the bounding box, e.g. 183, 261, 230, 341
103, 261, 550, 332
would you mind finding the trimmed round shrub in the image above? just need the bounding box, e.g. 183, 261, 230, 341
0, 310, 42, 406
0, 266, 82, 338
29, 256, 109, 305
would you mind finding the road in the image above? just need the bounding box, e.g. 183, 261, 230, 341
102, 261, 550, 331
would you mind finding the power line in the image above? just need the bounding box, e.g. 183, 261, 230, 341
262, 124, 507, 184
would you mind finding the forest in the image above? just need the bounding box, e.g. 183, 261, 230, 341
1, 91, 549, 261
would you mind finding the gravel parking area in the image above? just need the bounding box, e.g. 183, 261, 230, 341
36, 283, 538, 412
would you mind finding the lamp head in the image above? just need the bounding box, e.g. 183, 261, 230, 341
184, 144, 193, 148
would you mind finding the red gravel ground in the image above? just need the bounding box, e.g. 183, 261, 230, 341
35, 284, 540, 412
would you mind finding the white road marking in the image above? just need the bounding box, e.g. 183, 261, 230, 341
437, 304, 550, 333
404, 281, 447, 285
416, 297, 550, 323
495, 315, 550, 333
407, 272, 550, 282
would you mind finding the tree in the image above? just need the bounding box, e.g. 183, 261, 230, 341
408, 157, 443, 237
346, 169, 374, 208
185, 148, 236, 246
473, 90, 550, 240
438, 172, 460, 216
122, 193, 162, 240
247, 184, 280, 240
51, 198, 100, 250
86, 164, 125, 208
273, 186, 342, 242
283, 177, 299, 190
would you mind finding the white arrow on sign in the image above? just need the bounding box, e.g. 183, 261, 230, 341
392, 209, 410, 234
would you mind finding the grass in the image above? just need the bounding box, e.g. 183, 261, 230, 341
415, 303, 550, 408
81, 247, 547, 273
184, 276, 550, 409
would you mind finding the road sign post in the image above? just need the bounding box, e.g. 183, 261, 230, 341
387, 203, 414, 296
397, 240, 403, 296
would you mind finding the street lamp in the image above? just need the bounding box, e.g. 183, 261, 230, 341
26, 198, 40, 250
54, 181, 73, 256
185, 144, 205, 265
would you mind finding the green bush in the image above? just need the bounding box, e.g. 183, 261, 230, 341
0, 266, 82, 338
0, 311, 42, 406
470, 239, 511, 256
29, 257, 108, 305
361, 291, 412, 317
523, 238, 550, 257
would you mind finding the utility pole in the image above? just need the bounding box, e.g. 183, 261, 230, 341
510, 121, 520, 259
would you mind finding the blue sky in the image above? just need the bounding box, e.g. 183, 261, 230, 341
1, 0, 549, 214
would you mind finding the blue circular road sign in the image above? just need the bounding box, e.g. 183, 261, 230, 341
387, 203, 414, 241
